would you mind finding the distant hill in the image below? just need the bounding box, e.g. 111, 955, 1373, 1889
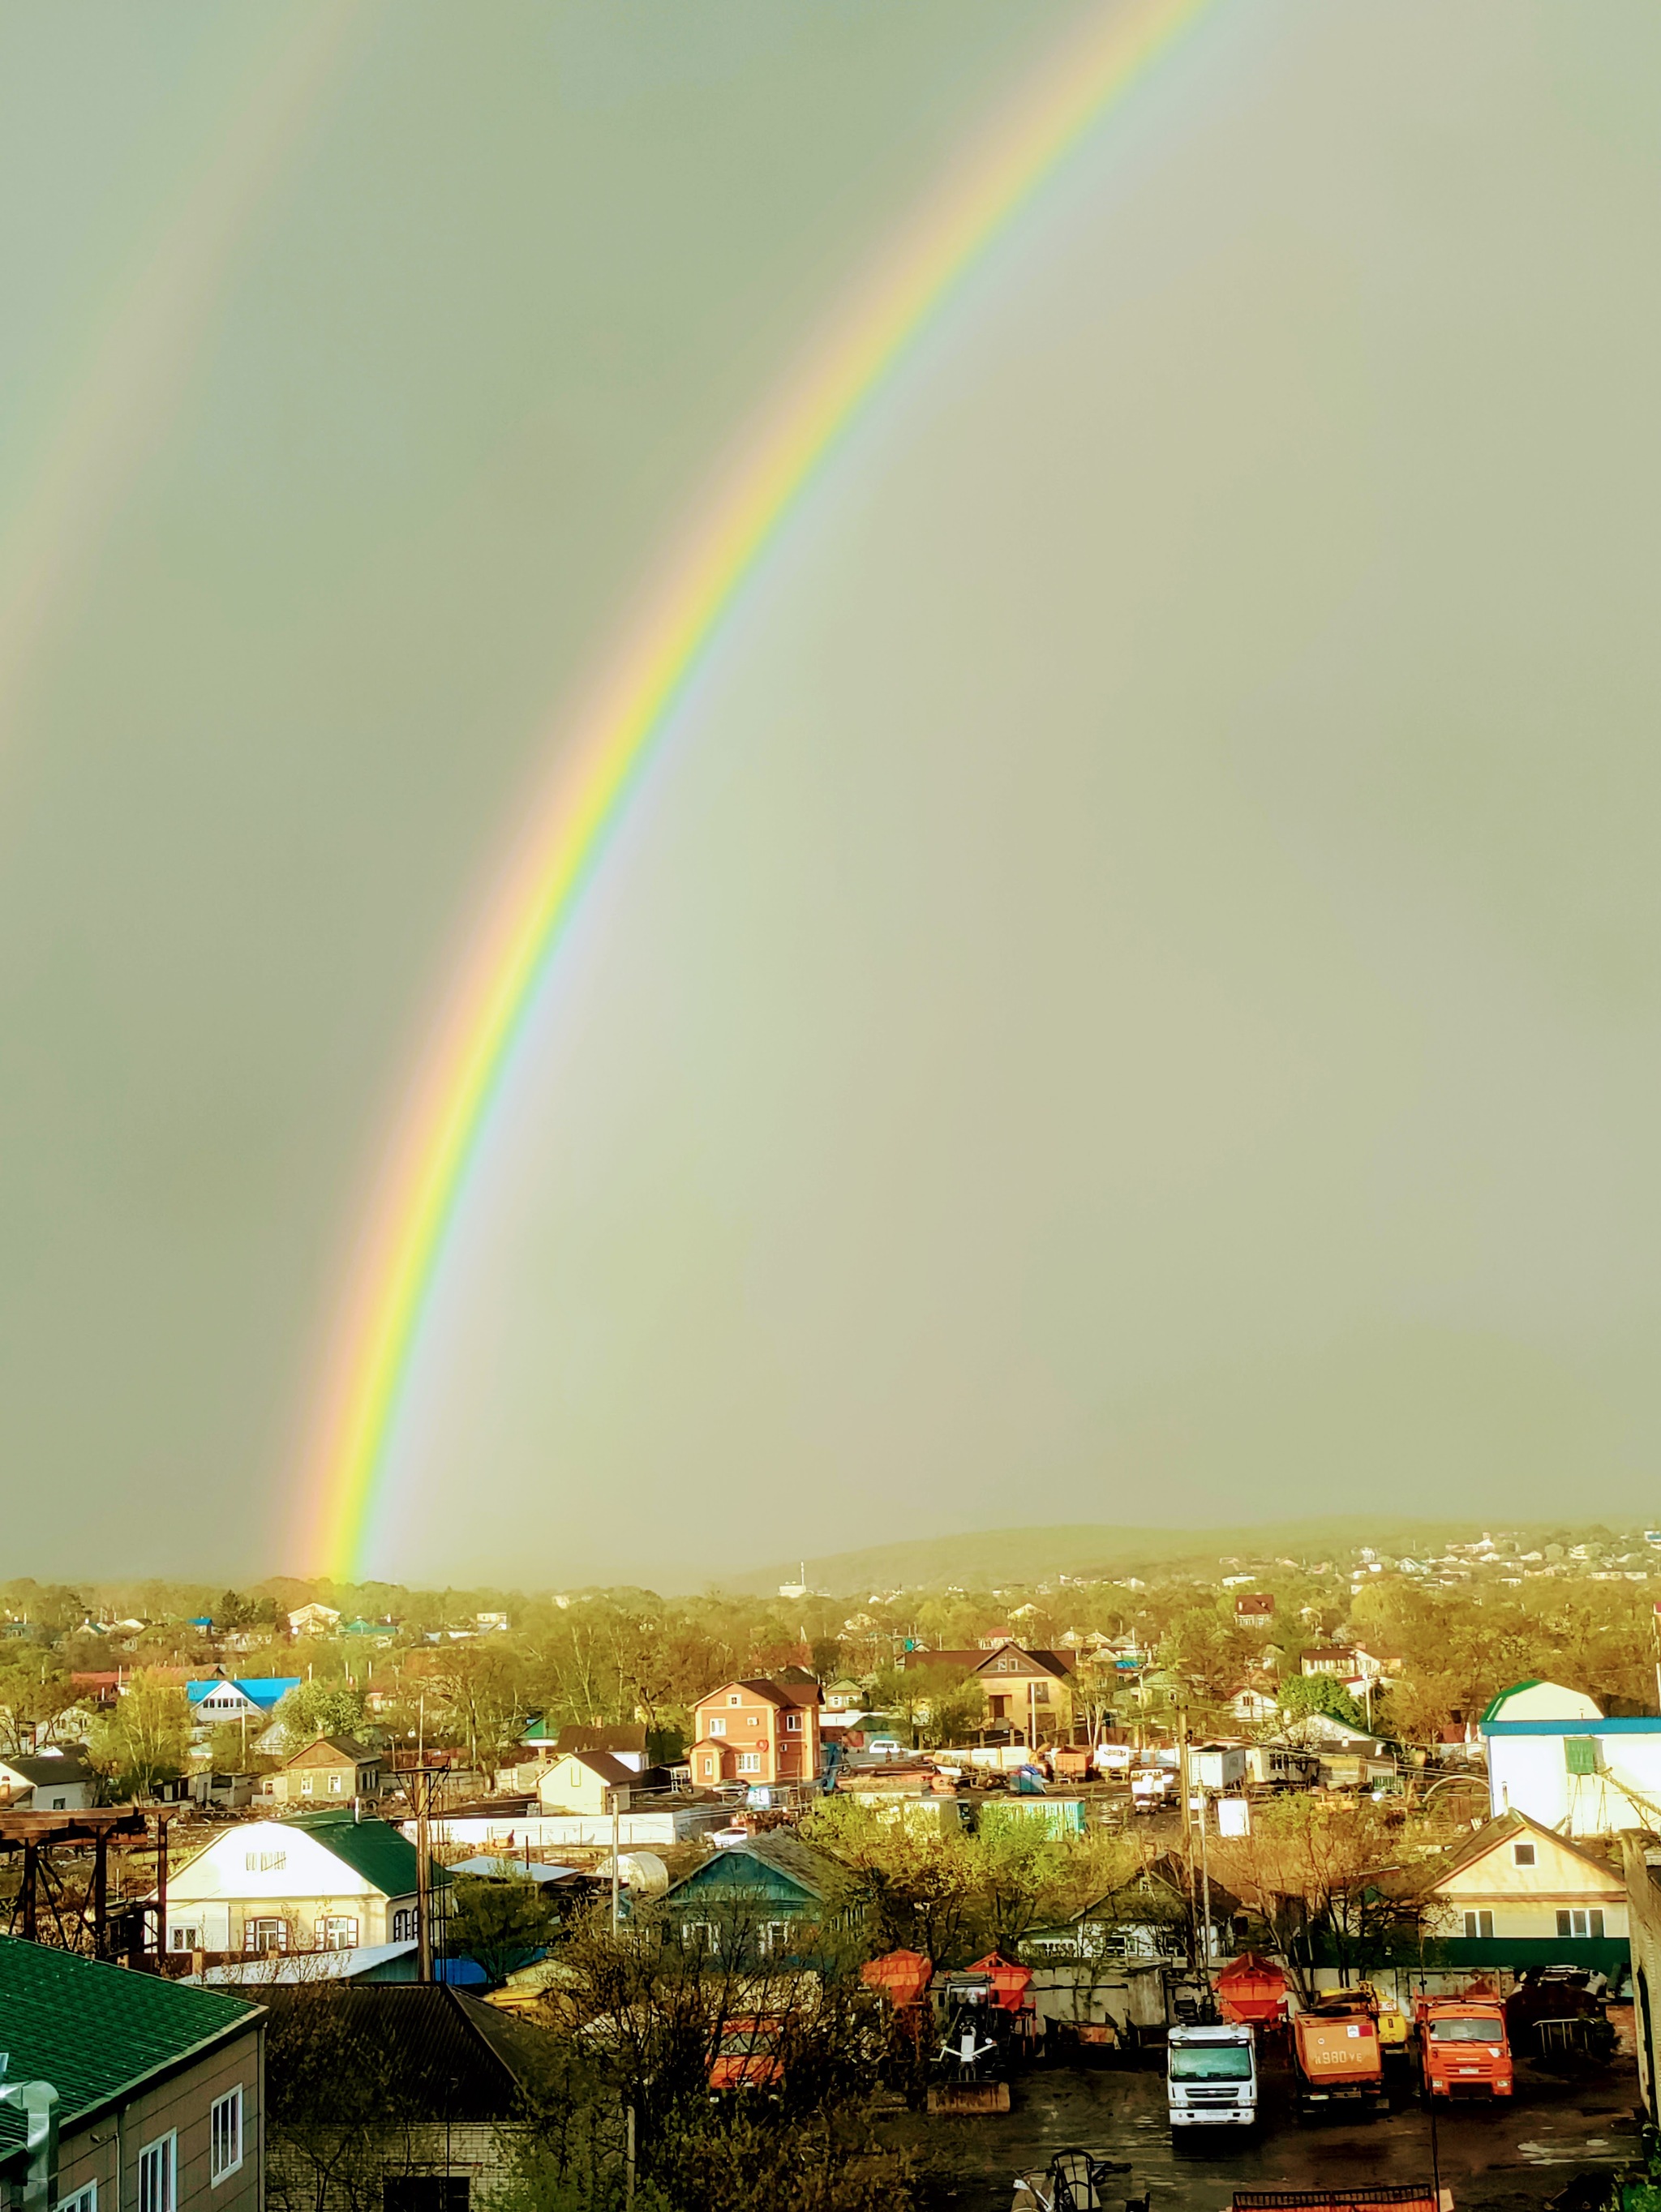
722, 1517, 1526, 1597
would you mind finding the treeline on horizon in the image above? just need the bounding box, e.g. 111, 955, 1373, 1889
2, 1513, 1651, 1626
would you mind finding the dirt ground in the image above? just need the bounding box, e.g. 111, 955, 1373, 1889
882, 2046, 1645, 2212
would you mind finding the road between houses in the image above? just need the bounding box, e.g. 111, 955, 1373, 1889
886, 2051, 1644, 2211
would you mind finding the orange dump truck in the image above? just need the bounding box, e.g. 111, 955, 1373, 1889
1219, 1954, 1290, 2030
1417, 1991, 1512, 2100
1292, 1991, 1385, 2118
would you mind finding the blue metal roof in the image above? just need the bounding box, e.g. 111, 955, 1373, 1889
1482, 1717, 1661, 1735
187, 1676, 300, 1708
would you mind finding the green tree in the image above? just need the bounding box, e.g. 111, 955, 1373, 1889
447, 1868, 559, 1986
273, 1677, 367, 1751
88, 1670, 191, 1798
1277, 1673, 1366, 1730
0, 1654, 79, 1755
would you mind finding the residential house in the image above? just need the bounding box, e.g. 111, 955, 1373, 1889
1300, 1647, 1364, 1683
662, 1834, 838, 1965
1482, 1679, 1661, 1836
162, 1810, 442, 1957
1229, 1685, 1279, 1727
264, 1983, 549, 2212
895, 1643, 1078, 1745
0, 1934, 262, 2212
1234, 1594, 1276, 1631
288, 1604, 341, 1636
1410, 1809, 1628, 1976
263, 1734, 382, 1807
188, 1676, 301, 1726
0, 1747, 97, 1810
689, 1677, 822, 1790
535, 1750, 634, 1818
1026, 1857, 1238, 1964
551, 1722, 647, 1770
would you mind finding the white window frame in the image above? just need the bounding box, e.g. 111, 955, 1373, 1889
319, 1914, 359, 1950
327, 1772, 344, 1793
61, 2186, 97, 2212
210, 2086, 243, 2186
1463, 1910, 1493, 1939
728, 1694, 741, 1706
737, 1752, 762, 1774
785, 1713, 802, 1732
708, 1719, 725, 1736
139, 2133, 175, 2212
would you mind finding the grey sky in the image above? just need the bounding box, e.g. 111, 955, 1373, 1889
2, 4, 1660, 1585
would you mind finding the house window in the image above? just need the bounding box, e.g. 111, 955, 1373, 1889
729, 1694, 741, 1706
328, 1773, 344, 1793
1513, 1843, 1536, 1867
1557, 1909, 1605, 1939
1564, 1738, 1599, 1776
786, 1713, 801, 1732
758, 1920, 794, 1957
300, 1776, 315, 1794
319, 1916, 359, 1949
1463, 1910, 1494, 1939
244, 1917, 287, 1953
384, 2182, 470, 2212
709, 1719, 725, 1736
60, 2188, 96, 2212
747, 1715, 760, 1728
392, 1907, 418, 1941
702, 1756, 715, 1778
139, 2135, 175, 2212
1031, 1683, 1049, 1705
210, 2087, 242, 2185
738, 1752, 762, 1773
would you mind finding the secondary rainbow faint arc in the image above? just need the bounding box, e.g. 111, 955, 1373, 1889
301, 0, 1217, 1580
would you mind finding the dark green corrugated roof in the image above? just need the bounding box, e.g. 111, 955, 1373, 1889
0, 1935, 257, 2151
281, 1811, 443, 1895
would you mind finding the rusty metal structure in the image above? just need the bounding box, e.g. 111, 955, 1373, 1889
0, 1807, 176, 1968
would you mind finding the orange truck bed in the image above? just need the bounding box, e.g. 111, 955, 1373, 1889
1293, 2006, 1384, 2110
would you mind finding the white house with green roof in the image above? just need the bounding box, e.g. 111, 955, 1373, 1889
1482, 1680, 1661, 1837
161, 1810, 443, 1958
0, 1933, 262, 2212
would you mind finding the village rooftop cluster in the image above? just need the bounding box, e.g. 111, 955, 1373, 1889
6, 1523, 1661, 2212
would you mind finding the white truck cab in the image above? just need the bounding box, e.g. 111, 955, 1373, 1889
1167, 2022, 1257, 2133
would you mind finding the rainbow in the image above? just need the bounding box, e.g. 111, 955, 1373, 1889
298, 0, 1217, 1580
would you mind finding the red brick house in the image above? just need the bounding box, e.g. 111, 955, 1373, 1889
690, 1677, 821, 1789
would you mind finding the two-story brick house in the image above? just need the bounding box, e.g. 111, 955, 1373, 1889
690, 1676, 821, 1790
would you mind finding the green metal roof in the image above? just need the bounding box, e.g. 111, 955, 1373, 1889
281, 1811, 444, 1896
0, 1935, 258, 2152
1479, 1678, 1543, 1723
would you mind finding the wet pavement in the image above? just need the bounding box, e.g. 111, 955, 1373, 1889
886, 2051, 1645, 2211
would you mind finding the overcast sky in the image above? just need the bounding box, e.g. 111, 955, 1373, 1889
4, 2, 1661, 1589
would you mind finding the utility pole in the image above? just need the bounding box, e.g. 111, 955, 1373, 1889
610, 1789, 621, 1940
1177, 1703, 1195, 1969
414, 1769, 433, 1985
1197, 1790, 1214, 2001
